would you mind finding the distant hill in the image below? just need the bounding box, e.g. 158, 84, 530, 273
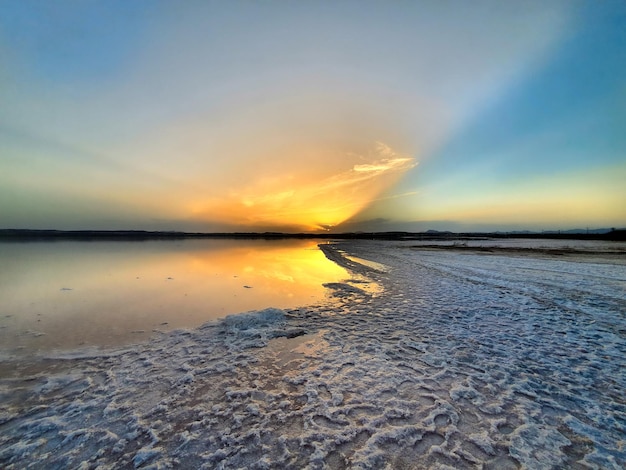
542, 228, 614, 235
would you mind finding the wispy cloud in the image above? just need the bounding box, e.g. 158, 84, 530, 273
353, 158, 414, 173
191, 143, 416, 231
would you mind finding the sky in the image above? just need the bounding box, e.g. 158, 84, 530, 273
1, 0, 624, 233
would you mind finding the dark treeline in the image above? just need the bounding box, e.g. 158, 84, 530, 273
1, 229, 625, 242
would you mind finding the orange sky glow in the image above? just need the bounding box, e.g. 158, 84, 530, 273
187, 143, 416, 231
1, 1, 624, 232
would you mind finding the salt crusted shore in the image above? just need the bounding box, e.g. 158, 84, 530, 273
1, 241, 625, 469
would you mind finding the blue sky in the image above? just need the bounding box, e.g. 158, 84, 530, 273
1, 0, 624, 231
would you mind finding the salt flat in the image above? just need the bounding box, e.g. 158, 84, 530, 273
1, 241, 625, 469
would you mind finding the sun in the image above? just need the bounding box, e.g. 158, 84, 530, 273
190, 142, 416, 231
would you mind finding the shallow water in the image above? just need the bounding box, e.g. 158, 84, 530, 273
1, 240, 625, 468
0, 239, 350, 354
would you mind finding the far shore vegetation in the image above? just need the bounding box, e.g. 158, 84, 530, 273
1, 228, 624, 242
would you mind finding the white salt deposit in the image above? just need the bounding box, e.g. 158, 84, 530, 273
1, 240, 625, 469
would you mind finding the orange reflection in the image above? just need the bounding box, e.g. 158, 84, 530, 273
0, 240, 350, 353
190, 142, 416, 231
181, 240, 351, 300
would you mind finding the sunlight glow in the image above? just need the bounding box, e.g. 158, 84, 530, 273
0, 240, 350, 350
190, 142, 416, 231
1, 1, 622, 232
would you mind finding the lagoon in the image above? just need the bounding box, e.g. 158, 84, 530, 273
0, 239, 349, 354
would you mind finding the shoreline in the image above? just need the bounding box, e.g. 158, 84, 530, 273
1, 241, 625, 468
2, 228, 625, 242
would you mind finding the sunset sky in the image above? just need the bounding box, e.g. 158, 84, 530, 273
1, 0, 624, 232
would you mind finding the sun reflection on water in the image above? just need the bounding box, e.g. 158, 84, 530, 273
0, 239, 351, 354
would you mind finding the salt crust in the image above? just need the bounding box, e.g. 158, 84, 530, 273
1, 241, 625, 469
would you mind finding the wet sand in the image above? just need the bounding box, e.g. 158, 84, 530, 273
408, 243, 626, 265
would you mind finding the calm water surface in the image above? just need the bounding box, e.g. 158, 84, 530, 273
0, 239, 349, 354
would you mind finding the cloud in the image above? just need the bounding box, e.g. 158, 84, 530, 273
353, 158, 414, 173
190, 142, 416, 231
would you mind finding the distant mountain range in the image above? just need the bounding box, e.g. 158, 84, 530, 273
541, 228, 615, 235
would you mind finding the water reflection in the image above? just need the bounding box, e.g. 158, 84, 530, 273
0, 239, 349, 354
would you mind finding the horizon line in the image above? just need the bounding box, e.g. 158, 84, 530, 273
1, 227, 624, 242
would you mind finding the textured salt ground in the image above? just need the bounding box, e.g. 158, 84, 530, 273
1, 241, 625, 469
